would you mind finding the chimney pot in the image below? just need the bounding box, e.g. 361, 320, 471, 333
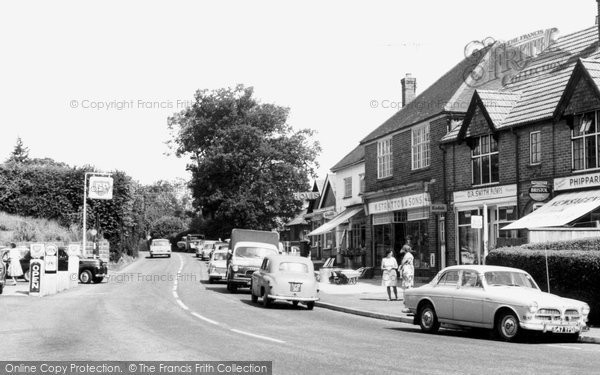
401, 73, 417, 107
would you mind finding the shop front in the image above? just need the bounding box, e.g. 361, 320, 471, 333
367, 192, 433, 276
452, 184, 518, 265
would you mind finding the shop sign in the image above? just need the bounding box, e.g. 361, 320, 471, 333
29, 260, 42, 294
453, 184, 517, 204
554, 172, 600, 191
529, 181, 551, 201
368, 193, 431, 215
323, 211, 336, 220
293, 192, 321, 200
430, 203, 447, 213
89, 176, 113, 200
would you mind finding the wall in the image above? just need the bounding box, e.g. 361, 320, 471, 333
332, 162, 364, 213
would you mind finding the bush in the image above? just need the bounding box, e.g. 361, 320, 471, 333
487, 245, 600, 325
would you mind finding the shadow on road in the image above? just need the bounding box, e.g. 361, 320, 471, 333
239, 298, 312, 311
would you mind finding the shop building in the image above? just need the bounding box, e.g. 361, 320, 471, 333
441, 25, 600, 265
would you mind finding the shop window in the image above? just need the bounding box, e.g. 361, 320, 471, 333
343, 177, 352, 198
530, 131, 541, 164
572, 112, 599, 171
377, 138, 393, 178
458, 210, 480, 265
412, 123, 430, 170
374, 224, 392, 266
472, 135, 499, 185
496, 206, 518, 239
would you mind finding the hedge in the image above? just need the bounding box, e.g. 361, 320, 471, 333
487, 246, 600, 325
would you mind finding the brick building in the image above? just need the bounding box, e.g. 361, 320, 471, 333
441, 25, 600, 265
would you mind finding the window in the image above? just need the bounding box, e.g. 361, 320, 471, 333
377, 138, 393, 178
412, 123, 430, 170
437, 270, 459, 286
496, 206, 518, 239
343, 177, 352, 198
461, 270, 482, 288
572, 112, 599, 171
472, 135, 499, 185
359, 173, 365, 194
530, 131, 541, 164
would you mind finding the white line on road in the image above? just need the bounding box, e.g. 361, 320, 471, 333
230, 329, 286, 344
191, 312, 219, 325
176, 299, 189, 311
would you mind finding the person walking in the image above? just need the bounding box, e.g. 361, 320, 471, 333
381, 249, 398, 301
400, 236, 414, 290
7, 243, 23, 286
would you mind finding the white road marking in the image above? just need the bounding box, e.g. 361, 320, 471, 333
172, 253, 285, 344
230, 329, 286, 344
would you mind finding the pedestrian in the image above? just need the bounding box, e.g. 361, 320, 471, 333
381, 249, 398, 301
399, 236, 414, 290
7, 243, 23, 286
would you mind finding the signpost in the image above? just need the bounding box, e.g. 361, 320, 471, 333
82, 172, 113, 258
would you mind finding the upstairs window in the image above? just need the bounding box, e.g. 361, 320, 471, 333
572, 112, 599, 171
377, 138, 393, 178
412, 123, 430, 170
359, 173, 365, 194
530, 131, 541, 164
472, 135, 499, 185
343, 177, 352, 198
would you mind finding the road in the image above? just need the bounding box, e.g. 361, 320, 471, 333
1, 252, 599, 375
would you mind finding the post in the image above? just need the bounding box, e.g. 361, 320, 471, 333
483, 203, 488, 265
545, 248, 551, 293
82, 172, 88, 257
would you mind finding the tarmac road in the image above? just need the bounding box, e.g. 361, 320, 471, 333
1, 252, 600, 375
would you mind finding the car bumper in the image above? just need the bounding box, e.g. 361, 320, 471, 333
150, 251, 171, 256
208, 272, 225, 279
520, 321, 588, 333
268, 294, 319, 302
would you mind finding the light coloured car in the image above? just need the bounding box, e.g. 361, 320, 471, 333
197, 240, 217, 260
207, 249, 228, 283
404, 265, 590, 342
250, 254, 319, 310
149, 239, 171, 258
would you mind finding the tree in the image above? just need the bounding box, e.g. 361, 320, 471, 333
168, 84, 320, 238
6, 137, 29, 163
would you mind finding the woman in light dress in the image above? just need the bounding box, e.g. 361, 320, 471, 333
6, 243, 23, 285
381, 250, 398, 301
399, 237, 414, 290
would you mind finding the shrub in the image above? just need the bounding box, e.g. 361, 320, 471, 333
487, 246, 600, 325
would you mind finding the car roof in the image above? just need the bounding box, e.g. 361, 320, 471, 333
440, 265, 528, 274
152, 238, 169, 241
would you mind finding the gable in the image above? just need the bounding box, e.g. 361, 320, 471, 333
467, 106, 495, 138
320, 182, 336, 209
564, 76, 600, 116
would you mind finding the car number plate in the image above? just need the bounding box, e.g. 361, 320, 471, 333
290, 283, 302, 292
552, 326, 577, 334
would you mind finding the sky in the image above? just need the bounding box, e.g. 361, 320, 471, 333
0, 0, 597, 185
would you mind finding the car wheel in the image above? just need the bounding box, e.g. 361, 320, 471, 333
306, 302, 315, 310
496, 311, 520, 341
208, 278, 214, 284
227, 281, 237, 293
565, 333, 580, 343
262, 289, 271, 308
150, 254, 154, 258
419, 303, 440, 333
79, 270, 93, 284
251, 286, 258, 303
92, 277, 104, 284
292, 301, 299, 307
196, 254, 200, 258
23, 270, 30, 282
0, 284, 3, 294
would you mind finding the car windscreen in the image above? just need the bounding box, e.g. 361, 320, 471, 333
278, 262, 308, 273
212, 253, 227, 261
484, 271, 537, 289
203, 243, 215, 249
234, 246, 277, 258
152, 240, 170, 246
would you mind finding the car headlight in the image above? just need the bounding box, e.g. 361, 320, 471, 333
528, 301, 538, 313
582, 304, 590, 316
232, 265, 239, 272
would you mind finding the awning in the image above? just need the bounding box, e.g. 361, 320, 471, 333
502, 190, 600, 230
308, 206, 364, 236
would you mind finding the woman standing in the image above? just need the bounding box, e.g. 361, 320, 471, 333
381, 250, 398, 301
400, 237, 414, 290
7, 243, 23, 286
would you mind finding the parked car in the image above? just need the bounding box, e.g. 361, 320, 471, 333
177, 234, 205, 252
4, 248, 108, 284
197, 240, 217, 260
404, 265, 590, 342
207, 249, 228, 283
149, 239, 171, 258
208, 241, 229, 260
0, 247, 6, 294
250, 254, 319, 310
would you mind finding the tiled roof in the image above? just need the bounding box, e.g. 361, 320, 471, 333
477, 90, 522, 127
361, 47, 492, 144
581, 58, 600, 87
330, 144, 364, 172
444, 26, 600, 142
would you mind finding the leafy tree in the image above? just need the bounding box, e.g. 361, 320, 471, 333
168, 84, 320, 238
150, 216, 187, 239
6, 137, 29, 163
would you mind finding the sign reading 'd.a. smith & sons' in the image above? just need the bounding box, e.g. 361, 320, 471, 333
368, 193, 431, 215
453, 184, 517, 204
554, 172, 600, 191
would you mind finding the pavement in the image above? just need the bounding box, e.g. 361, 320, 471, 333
316, 276, 600, 345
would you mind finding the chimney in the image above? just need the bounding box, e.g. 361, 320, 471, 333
401, 73, 417, 107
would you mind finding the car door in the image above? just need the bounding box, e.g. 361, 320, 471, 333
452, 270, 484, 324
253, 258, 268, 295
430, 269, 460, 320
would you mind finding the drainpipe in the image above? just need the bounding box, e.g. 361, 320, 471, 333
510, 126, 520, 220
